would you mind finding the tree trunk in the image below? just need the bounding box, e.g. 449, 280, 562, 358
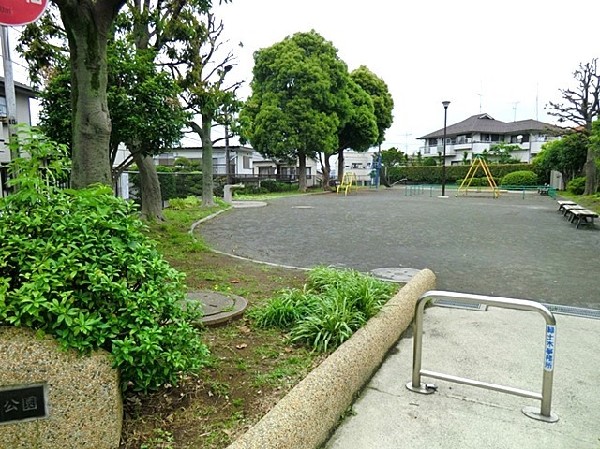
201, 115, 215, 207
132, 150, 164, 221
56, 0, 125, 188
337, 148, 344, 183
298, 153, 307, 192
583, 147, 597, 195
322, 154, 331, 190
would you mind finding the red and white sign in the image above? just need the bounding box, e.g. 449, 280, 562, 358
0, 0, 48, 26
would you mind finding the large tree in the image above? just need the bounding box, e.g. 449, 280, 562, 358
548, 59, 600, 194
324, 78, 377, 187
241, 30, 352, 192
338, 65, 394, 181
51, 0, 127, 188
20, 1, 232, 215
18, 10, 188, 220
123, 0, 236, 210
166, 12, 241, 207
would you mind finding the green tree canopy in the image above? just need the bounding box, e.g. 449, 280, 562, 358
547, 59, 600, 194
333, 65, 393, 183
350, 65, 394, 145
533, 132, 588, 184
241, 30, 352, 191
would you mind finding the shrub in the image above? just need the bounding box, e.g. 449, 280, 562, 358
0, 129, 209, 392
500, 170, 538, 186
168, 196, 200, 210
567, 176, 586, 195
251, 267, 396, 353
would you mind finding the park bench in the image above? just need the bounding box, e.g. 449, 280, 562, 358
568, 209, 599, 229
560, 204, 586, 220
557, 200, 577, 213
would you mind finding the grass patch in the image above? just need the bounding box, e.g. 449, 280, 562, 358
250, 266, 398, 353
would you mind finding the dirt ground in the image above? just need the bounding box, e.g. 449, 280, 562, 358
120, 252, 325, 449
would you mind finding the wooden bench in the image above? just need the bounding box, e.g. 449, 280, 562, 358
561, 204, 586, 220
568, 209, 599, 229
557, 200, 577, 213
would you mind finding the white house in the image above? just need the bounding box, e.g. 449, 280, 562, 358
154, 145, 255, 176
418, 113, 561, 165
251, 152, 320, 187
327, 150, 376, 186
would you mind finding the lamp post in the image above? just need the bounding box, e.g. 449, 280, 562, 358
441, 101, 450, 197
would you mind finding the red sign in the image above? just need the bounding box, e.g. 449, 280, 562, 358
0, 0, 48, 26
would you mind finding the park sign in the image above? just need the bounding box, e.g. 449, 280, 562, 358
0, 0, 48, 26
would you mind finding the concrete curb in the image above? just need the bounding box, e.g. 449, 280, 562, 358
226, 268, 437, 449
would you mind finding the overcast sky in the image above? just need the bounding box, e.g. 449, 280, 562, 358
213, 0, 600, 154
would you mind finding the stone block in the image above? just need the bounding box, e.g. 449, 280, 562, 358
0, 326, 122, 449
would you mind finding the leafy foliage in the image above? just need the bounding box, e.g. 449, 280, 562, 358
481, 143, 522, 164
241, 31, 353, 191
350, 65, 394, 145
386, 163, 534, 185
0, 129, 209, 392
500, 170, 539, 186
547, 58, 600, 194
567, 176, 587, 194
251, 267, 396, 353
532, 132, 588, 184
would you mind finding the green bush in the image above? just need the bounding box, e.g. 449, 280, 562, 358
456, 177, 501, 187
0, 129, 209, 392
388, 163, 533, 185
567, 176, 586, 195
251, 267, 396, 353
168, 196, 200, 210
500, 170, 538, 186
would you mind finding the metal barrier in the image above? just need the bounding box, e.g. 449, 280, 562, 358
406, 290, 559, 423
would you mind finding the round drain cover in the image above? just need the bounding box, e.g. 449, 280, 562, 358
180, 291, 247, 326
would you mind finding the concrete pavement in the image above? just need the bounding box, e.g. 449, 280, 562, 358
325, 304, 600, 449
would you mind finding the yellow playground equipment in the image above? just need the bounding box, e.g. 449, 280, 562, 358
336, 171, 358, 196
457, 157, 500, 198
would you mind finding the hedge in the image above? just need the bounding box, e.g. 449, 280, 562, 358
387, 163, 537, 184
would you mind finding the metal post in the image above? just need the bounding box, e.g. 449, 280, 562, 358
406, 290, 558, 423
1, 26, 18, 160
441, 101, 450, 197
225, 119, 231, 185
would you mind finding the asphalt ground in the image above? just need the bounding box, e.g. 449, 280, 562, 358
198, 187, 600, 310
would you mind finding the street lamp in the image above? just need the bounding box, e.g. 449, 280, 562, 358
441, 100, 450, 197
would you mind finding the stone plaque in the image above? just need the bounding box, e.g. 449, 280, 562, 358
0, 384, 48, 425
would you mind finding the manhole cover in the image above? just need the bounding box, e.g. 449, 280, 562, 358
180, 291, 248, 326
370, 267, 421, 283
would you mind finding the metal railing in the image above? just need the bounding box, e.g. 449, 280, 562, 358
406, 290, 559, 422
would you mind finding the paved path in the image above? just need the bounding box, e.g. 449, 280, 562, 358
198, 188, 600, 310
326, 306, 600, 449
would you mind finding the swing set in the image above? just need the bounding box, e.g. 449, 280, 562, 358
336, 171, 357, 196
457, 157, 500, 198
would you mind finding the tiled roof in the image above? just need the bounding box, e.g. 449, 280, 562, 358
419, 113, 560, 139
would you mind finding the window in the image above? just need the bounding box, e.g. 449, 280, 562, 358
0, 97, 6, 117
258, 166, 276, 175
243, 156, 250, 169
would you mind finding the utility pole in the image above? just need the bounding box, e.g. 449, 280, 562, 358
1, 25, 18, 160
